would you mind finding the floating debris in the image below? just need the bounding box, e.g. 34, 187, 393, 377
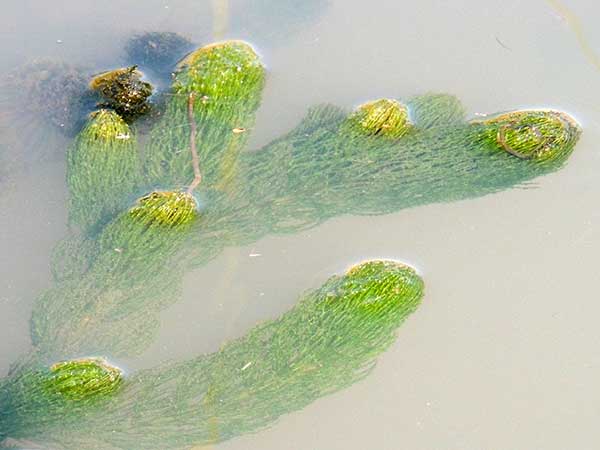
90, 66, 154, 121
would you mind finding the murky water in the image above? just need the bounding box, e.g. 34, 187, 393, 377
2, 0, 600, 448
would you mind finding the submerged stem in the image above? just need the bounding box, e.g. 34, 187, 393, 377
187, 92, 202, 193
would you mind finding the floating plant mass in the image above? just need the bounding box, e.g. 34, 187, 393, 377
89, 66, 154, 121
0, 37, 581, 449
2, 261, 423, 448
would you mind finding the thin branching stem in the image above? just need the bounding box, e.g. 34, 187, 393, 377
187, 92, 202, 193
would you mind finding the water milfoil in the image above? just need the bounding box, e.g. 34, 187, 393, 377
475, 109, 581, 164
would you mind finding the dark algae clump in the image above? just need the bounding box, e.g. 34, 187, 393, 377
0, 59, 93, 135
0, 37, 582, 449
90, 66, 154, 121
124, 31, 194, 74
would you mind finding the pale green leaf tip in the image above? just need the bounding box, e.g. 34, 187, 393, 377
346, 99, 412, 138
129, 190, 198, 226
475, 109, 582, 164
45, 358, 122, 401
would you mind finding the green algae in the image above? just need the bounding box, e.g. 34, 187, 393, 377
407, 92, 466, 129
144, 40, 266, 190
343, 98, 412, 138
475, 109, 581, 163
0, 38, 584, 449
67, 109, 142, 235
129, 190, 197, 226
27, 45, 581, 362
35, 63, 581, 362
2, 261, 422, 449
45, 358, 122, 401
170, 96, 580, 270
30, 190, 198, 360
0, 358, 122, 444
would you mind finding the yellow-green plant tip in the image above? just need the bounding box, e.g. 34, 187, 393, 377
45, 358, 122, 401
85, 109, 130, 140
178, 40, 259, 71
4, 256, 422, 447
477, 109, 581, 163
347, 99, 412, 138
174, 40, 263, 98
67, 108, 140, 235
145, 39, 265, 189
343, 260, 423, 308
129, 191, 198, 226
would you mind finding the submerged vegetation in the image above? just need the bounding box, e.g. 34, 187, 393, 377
0, 36, 582, 449
67, 109, 141, 235
144, 40, 266, 190
2, 261, 423, 448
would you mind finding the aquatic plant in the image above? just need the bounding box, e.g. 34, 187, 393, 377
90, 66, 154, 121
144, 40, 266, 190
35, 40, 581, 361
30, 190, 198, 359
342, 98, 412, 138
0, 358, 122, 446
406, 92, 466, 128
475, 109, 580, 162
67, 109, 142, 235
0, 38, 583, 449
230, 100, 580, 224
2, 260, 422, 449
162, 97, 580, 271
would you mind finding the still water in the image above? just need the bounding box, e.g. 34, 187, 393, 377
1, 0, 599, 448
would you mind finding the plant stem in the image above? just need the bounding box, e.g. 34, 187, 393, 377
187, 92, 202, 193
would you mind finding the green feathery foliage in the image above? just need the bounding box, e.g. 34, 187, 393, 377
67, 109, 142, 235
157, 96, 580, 269
144, 40, 266, 190
2, 260, 422, 449
407, 92, 466, 129
0, 358, 122, 444
238, 99, 580, 217
29, 190, 198, 360
44, 90, 580, 361
475, 109, 581, 163
342, 98, 412, 138
0, 39, 582, 449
